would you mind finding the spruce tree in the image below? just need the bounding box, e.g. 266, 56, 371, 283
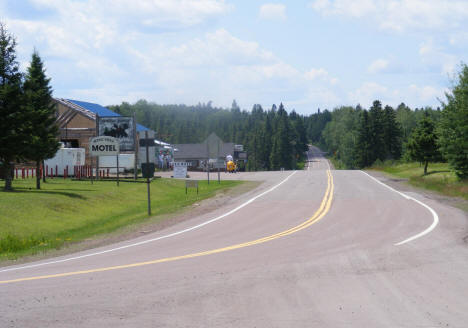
407, 112, 441, 175
438, 64, 468, 179
0, 23, 26, 191
383, 105, 402, 160
23, 50, 59, 189
368, 100, 386, 163
355, 110, 372, 168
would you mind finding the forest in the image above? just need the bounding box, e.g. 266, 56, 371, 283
108, 64, 467, 179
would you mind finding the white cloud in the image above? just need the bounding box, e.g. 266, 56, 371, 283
408, 84, 443, 102
309, 0, 468, 32
367, 58, 389, 74
30, 0, 231, 29
304, 68, 338, 84
419, 40, 459, 75
259, 3, 287, 21
348, 82, 388, 106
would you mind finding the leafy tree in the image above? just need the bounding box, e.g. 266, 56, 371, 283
438, 64, 468, 179
407, 112, 441, 175
0, 23, 26, 191
23, 51, 60, 189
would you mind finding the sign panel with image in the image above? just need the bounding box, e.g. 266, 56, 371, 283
98, 116, 135, 151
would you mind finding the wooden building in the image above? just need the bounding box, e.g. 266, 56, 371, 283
54, 98, 149, 165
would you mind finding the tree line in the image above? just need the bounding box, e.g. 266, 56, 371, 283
314, 65, 467, 179
109, 100, 309, 171
0, 23, 58, 191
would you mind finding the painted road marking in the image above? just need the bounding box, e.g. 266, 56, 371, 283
0, 171, 298, 274
361, 171, 439, 246
0, 170, 333, 285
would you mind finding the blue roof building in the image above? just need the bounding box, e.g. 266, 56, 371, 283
54, 98, 151, 164
66, 99, 149, 132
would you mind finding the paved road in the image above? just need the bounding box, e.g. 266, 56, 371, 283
1, 147, 467, 327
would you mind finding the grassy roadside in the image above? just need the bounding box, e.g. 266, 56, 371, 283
369, 162, 467, 200
0, 177, 243, 261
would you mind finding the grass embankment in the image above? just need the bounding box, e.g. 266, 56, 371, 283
370, 162, 467, 200
0, 177, 242, 261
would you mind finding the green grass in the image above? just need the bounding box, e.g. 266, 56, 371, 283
370, 162, 468, 200
0, 177, 243, 260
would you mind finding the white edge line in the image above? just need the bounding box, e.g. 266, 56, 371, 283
0, 171, 298, 273
360, 171, 439, 246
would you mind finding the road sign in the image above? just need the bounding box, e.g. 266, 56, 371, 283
89, 136, 119, 156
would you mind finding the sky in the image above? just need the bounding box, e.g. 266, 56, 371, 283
1, 0, 468, 114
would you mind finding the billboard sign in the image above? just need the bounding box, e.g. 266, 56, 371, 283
89, 136, 120, 156
98, 116, 135, 151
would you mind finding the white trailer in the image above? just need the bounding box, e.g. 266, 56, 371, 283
44, 148, 85, 176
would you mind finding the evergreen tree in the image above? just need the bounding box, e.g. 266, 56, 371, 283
407, 112, 441, 175
438, 64, 468, 179
23, 51, 60, 189
0, 23, 26, 191
355, 110, 372, 168
274, 103, 293, 169
368, 100, 386, 163
383, 105, 402, 160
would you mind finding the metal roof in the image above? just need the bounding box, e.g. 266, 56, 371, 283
65, 99, 149, 132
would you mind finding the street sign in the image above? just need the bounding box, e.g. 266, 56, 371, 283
89, 136, 119, 156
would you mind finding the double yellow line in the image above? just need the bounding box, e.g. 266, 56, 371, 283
1, 169, 334, 285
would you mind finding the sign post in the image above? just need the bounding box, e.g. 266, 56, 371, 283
204, 133, 223, 185
139, 131, 157, 216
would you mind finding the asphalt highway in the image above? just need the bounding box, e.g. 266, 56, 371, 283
1, 147, 467, 327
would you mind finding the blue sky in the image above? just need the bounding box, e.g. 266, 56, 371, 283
2, 0, 467, 114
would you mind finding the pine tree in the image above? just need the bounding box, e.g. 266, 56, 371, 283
0, 23, 26, 191
438, 64, 468, 179
355, 110, 372, 168
368, 100, 386, 163
23, 51, 60, 189
407, 112, 441, 175
382, 105, 402, 160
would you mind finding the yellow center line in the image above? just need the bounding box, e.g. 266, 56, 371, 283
1, 169, 334, 285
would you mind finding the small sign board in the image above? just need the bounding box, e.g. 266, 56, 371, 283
141, 163, 155, 178
89, 136, 119, 156
213, 160, 225, 169
172, 162, 191, 167
173, 165, 187, 179
185, 180, 198, 194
